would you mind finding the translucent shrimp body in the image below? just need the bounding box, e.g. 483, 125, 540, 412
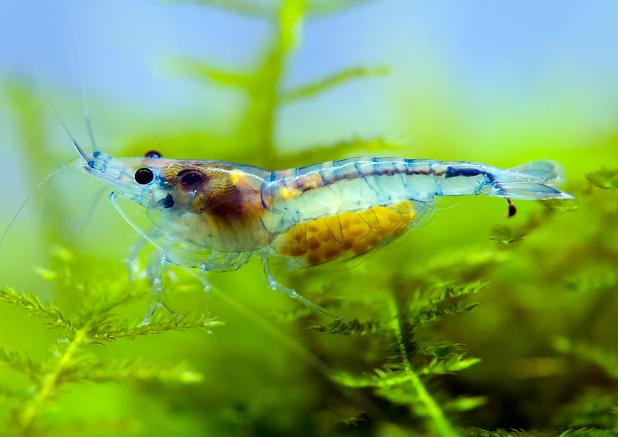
80, 152, 573, 317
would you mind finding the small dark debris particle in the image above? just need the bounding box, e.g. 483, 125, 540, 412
507, 199, 517, 218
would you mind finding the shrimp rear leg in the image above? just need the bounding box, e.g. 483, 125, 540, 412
260, 256, 341, 319
196, 266, 215, 334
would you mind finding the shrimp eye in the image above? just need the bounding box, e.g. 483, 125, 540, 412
145, 150, 161, 159
135, 168, 154, 184
178, 170, 206, 189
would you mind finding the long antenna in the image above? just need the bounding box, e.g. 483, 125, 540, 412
64, 2, 98, 149
56, 112, 91, 164
0, 159, 76, 251
83, 96, 98, 149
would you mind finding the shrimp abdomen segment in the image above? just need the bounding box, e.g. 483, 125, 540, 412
271, 201, 416, 266
263, 158, 438, 226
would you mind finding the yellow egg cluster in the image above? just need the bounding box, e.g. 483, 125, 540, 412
276, 201, 415, 266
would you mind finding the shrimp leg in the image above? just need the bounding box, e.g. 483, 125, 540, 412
195, 267, 215, 334
109, 193, 174, 323
126, 237, 148, 282
260, 256, 340, 319
141, 249, 174, 325
125, 229, 165, 282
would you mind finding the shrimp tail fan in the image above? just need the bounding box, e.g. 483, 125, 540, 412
509, 160, 565, 184
481, 160, 574, 200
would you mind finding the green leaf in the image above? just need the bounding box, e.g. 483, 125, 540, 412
172, 59, 255, 89
331, 368, 414, 389
311, 318, 382, 336
32, 267, 57, 281
0, 288, 71, 330
375, 384, 424, 410
0, 348, 41, 378
419, 343, 465, 359
443, 396, 487, 412
489, 224, 528, 247
412, 302, 478, 325
280, 66, 389, 104
586, 168, 618, 189
409, 282, 484, 324
420, 355, 481, 375
62, 359, 204, 385
88, 312, 224, 341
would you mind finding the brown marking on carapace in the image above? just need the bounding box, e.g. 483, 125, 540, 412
275, 201, 416, 266
164, 163, 267, 225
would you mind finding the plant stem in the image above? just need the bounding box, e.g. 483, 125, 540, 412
14, 327, 89, 436
245, 0, 305, 167
388, 299, 458, 437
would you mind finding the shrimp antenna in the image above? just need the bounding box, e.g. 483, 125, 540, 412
61, 1, 98, 150
54, 111, 91, 164
83, 100, 98, 149
75, 45, 98, 149
0, 159, 76, 252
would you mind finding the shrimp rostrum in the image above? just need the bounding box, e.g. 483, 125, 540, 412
76, 142, 573, 320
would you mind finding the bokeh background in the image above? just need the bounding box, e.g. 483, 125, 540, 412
0, 1, 616, 436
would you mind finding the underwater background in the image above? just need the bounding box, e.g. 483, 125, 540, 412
0, 1, 617, 435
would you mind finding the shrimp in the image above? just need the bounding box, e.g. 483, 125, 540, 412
74, 141, 573, 320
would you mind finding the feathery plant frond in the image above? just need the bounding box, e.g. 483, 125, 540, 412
303, 243, 493, 434
0, 348, 41, 379
489, 206, 556, 248
0, 288, 71, 330
0, 251, 217, 435
87, 312, 223, 341
311, 318, 382, 336
385, 298, 460, 436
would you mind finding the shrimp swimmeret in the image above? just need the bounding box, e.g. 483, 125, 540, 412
75, 142, 573, 319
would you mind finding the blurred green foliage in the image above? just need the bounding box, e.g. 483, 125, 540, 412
1, 1, 617, 436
